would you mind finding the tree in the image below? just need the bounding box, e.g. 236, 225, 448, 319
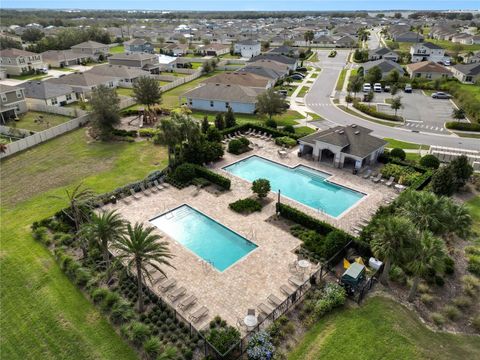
256, 89, 287, 120
201, 115, 209, 133
407, 231, 446, 301
0, 37, 22, 50
304, 30, 314, 44
252, 179, 271, 199
89, 85, 121, 139
442, 201, 472, 243
371, 216, 417, 285
21, 28, 44, 42
157, 118, 181, 166
114, 222, 174, 313
82, 210, 125, 270
133, 76, 161, 111
347, 75, 363, 99
224, 107, 236, 128
366, 66, 382, 84
52, 183, 95, 231
206, 126, 222, 142
394, 12, 402, 19
450, 155, 473, 188
345, 94, 353, 108
390, 96, 403, 117
386, 69, 400, 84
214, 113, 225, 130
419, 154, 440, 169
431, 165, 457, 196
451, 43, 464, 60
465, 51, 474, 63
390, 148, 406, 160
452, 108, 465, 122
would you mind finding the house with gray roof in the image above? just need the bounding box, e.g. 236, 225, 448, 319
108, 53, 160, 73
248, 54, 298, 70
23, 80, 77, 107
87, 64, 151, 87
450, 63, 480, 84
368, 47, 400, 62
361, 59, 405, 79
49, 72, 117, 98
236, 65, 285, 81
298, 124, 387, 170
123, 38, 154, 53
71, 41, 109, 60
41, 50, 90, 68
0, 84, 27, 123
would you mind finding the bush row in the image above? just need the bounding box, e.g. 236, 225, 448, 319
112, 129, 138, 137
353, 101, 403, 122
445, 122, 480, 132
229, 198, 262, 214
275, 136, 297, 148
193, 165, 231, 190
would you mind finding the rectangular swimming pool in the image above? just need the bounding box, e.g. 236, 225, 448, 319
223, 156, 364, 217
150, 205, 257, 272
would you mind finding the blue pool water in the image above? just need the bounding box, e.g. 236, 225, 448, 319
150, 205, 257, 272
224, 156, 364, 217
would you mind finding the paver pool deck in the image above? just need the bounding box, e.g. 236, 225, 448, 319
106, 137, 396, 331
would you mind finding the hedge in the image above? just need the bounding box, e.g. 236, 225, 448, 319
409, 170, 433, 191
221, 123, 303, 140
193, 165, 231, 190
112, 129, 138, 137
353, 101, 403, 122
445, 122, 480, 132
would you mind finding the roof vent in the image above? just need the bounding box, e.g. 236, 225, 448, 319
351, 124, 357, 128
355, 130, 360, 135
339, 130, 345, 134
215, 83, 220, 86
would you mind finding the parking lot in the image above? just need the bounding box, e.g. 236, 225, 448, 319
373, 90, 456, 134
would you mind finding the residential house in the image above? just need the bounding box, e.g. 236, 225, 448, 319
0, 84, 27, 123
108, 53, 160, 74
368, 47, 400, 62
157, 54, 177, 71
23, 80, 77, 106
335, 35, 358, 48
267, 45, 300, 58
405, 61, 452, 80
87, 64, 152, 87
71, 41, 109, 60
202, 43, 230, 56
233, 40, 261, 58
298, 124, 387, 170
450, 63, 480, 84
183, 83, 262, 114
236, 65, 286, 82
245, 60, 290, 79
41, 50, 89, 68
123, 38, 154, 53
410, 42, 447, 63
392, 31, 423, 43
362, 59, 405, 78
203, 72, 274, 89
49, 72, 117, 98
162, 43, 190, 57
0, 48, 46, 76
248, 54, 298, 71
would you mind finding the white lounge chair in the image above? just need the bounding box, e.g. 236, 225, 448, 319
130, 188, 140, 200
362, 169, 372, 179
179, 295, 197, 311
168, 287, 186, 302
385, 177, 395, 187
372, 173, 382, 183
189, 306, 209, 323
140, 183, 151, 195
158, 278, 176, 292
154, 180, 164, 191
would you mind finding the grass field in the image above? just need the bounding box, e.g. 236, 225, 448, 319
297, 86, 309, 98
384, 138, 428, 150
306, 112, 324, 122
288, 296, 480, 360
466, 196, 480, 235
116, 87, 135, 97
307, 52, 319, 62
337, 105, 398, 127
10, 73, 50, 81
0, 129, 167, 359
294, 126, 315, 136
190, 62, 203, 69
14, 111, 72, 132
109, 45, 125, 54
335, 69, 347, 91
275, 84, 299, 97
189, 109, 304, 127
310, 72, 318, 79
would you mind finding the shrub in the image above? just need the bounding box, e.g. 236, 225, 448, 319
444, 256, 455, 275
143, 336, 161, 359
380, 163, 421, 185
111, 129, 138, 137
313, 283, 347, 319
173, 163, 197, 184
353, 101, 403, 121
252, 178, 271, 198
206, 326, 241, 354
467, 255, 480, 276
74, 267, 92, 287
389, 265, 407, 285
465, 245, 480, 256
283, 125, 295, 133
193, 165, 231, 190
275, 136, 297, 148
247, 331, 275, 360
138, 128, 160, 138
32, 226, 49, 244
431, 165, 457, 196
431, 312, 446, 326
103, 291, 121, 311
129, 321, 151, 346
443, 305, 461, 321
323, 230, 350, 259
472, 315, 480, 332
420, 293, 434, 306
228, 139, 249, 155
419, 154, 440, 169
265, 119, 277, 128
452, 296, 472, 309
206, 127, 222, 142
91, 287, 110, 304
390, 148, 406, 161
110, 299, 135, 324
229, 198, 262, 214
445, 122, 480, 132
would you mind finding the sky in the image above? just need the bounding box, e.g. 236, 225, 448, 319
1, 0, 479, 11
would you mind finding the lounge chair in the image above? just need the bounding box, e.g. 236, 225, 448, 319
154, 180, 164, 191
151, 272, 166, 285
372, 173, 382, 183
280, 285, 294, 296
385, 176, 395, 187
267, 294, 282, 307
258, 303, 273, 315
168, 286, 186, 301
288, 261, 299, 273
158, 278, 176, 292
266, 134, 273, 141
288, 276, 304, 288
140, 183, 151, 195
362, 169, 372, 179
179, 295, 197, 311
352, 226, 363, 233
130, 188, 140, 200
189, 306, 208, 323
147, 182, 158, 193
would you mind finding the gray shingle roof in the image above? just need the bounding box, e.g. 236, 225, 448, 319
362, 59, 404, 75
23, 80, 74, 100
71, 40, 107, 49
453, 63, 480, 76
248, 54, 297, 65
183, 83, 262, 103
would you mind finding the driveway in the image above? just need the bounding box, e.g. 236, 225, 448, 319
373, 90, 455, 134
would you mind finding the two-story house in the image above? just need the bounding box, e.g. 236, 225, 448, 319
233, 40, 261, 58
410, 42, 447, 63
0, 84, 27, 123
107, 53, 160, 74
368, 47, 400, 62
123, 38, 154, 53
0, 48, 46, 76
71, 41, 110, 61
23, 80, 77, 107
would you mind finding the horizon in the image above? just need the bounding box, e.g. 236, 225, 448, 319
1, 0, 479, 12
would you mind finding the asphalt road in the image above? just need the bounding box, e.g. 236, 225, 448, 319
305, 50, 480, 151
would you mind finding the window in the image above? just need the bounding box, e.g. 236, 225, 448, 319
16, 90, 22, 99
225, 102, 229, 108
188, 99, 192, 106
210, 101, 214, 107
425, 73, 431, 79
66, 94, 72, 101
51, 98, 58, 105
1, 93, 7, 102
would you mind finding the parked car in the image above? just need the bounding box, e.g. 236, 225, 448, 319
404, 84, 412, 93
296, 67, 308, 72
384, 85, 391, 92
431, 92, 452, 99
373, 83, 382, 92
363, 83, 372, 92
328, 50, 337, 57
292, 72, 305, 78
289, 74, 304, 81
276, 90, 288, 97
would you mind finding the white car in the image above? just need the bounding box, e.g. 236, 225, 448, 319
363, 83, 372, 92
373, 83, 382, 92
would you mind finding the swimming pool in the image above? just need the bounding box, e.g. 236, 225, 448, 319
223, 156, 365, 217
150, 205, 257, 272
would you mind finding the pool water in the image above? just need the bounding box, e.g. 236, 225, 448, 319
150, 205, 257, 272
224, 156, 364, 217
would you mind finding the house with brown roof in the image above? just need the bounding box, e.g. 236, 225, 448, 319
107, 53, 160, 73
406, 61, 452, 80
0, 48, 46, 76
202, 43, 230, 56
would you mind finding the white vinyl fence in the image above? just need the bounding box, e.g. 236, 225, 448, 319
0, 114, 90, 159
27, 102, 87, 117
159, 70, 202, 92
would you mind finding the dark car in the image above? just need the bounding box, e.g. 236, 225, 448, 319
431, 92, 452, 99
384, 85, 391, 92
276, 90, 288, 97
404, 84, 412, 93
296, 67, 308, 72
292, 72, 306, 78
289, 74, 304, 81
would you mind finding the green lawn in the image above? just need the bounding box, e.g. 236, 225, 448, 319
14, 111, 72, 132
109, 45, 124, 54
190, 109, 304, 127
425, 39, 480, 52
275, 84, 299, 97
288, 296, 480, 360
306, 112, 324, 122
310, 72, 318, 79
190, 62, 203, 69
116, 87, 135, 97
51, 67, 75, 72
297, 86, 309, 98
1, 129, 167, 359
335, 69, 347, 91
219, 53, 241, 59
307, 52, 318, 62
337, 105, 398, 127
466, 196, 480, 235
10, 73, 50, 81
294, 126, 315, 137
384, 138, 428, 150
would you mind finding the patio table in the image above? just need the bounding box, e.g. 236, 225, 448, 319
298, 259, 311, 279
244, 315, 258, 330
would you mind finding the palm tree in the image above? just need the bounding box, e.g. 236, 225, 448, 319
52, 183, 95, 231
82, 210, 125, 269
407, 231, 446, 302
114, 222, 174, 313
442, 201, 472, 245
371, 216, 417, 285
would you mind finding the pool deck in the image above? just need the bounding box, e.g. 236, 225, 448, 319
105, 137, 396, 332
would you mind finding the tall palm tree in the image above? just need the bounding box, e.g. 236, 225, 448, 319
407, 231, 446, 302
114, 222, 174, 313
52, 183, 95, 231
371, 216, 417, 285
442, 201, 472, 245
82, 210, 126, 269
